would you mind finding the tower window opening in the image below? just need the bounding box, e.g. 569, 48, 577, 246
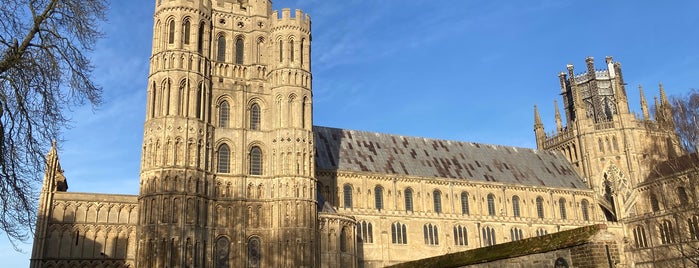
183, 19, 191, 45
168, 20, 175, 44
250, 103, 261, 130
235, 37, 244, 64
249, 146, 263, 175
217, 35, 226, 62
197, 23, 205, 53
217, 144, 230, 173
219, 101, 230, 128
290, 40, 294, 62
279, 40, 283, 62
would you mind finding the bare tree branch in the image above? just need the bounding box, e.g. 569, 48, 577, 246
0, 0, 107, 246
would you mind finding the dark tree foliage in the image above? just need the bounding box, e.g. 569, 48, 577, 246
0, 0, 106, 243
671, 89, 699, 153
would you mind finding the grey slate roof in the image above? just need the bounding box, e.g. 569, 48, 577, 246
313, 126, 587, 189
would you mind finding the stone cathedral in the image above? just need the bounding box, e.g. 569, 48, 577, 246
30, 1, 696, 268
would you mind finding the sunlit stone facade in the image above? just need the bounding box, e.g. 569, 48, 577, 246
29, 1, 693, 268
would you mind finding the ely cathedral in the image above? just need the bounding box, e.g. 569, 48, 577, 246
30, 1, 698, 267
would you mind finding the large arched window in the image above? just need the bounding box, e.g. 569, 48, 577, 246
433, 190, 442, 213
659, 220, 675, 244
510, 227, 523, 241
249, 146, 262, 175
250, 103, 261, 130
482, 226, 496, 246
581, 199, 590, 221
633, 225, 649, 248
247, 237, 261, 268
404, 188, 414, 212
453, 225, 468, 246
423, 223, 439, 245
461, 192, 470, 215
374, 185, 384, 211
343, 184, 352, 209
536, 196, 545, 219
197, 23, 205, 53
391, 222, 407, 244
168, 20, 175, 44
650, 193, 660, 212
512, 195, 521, 218
217, 35, 226, 61
219, 101, 230, 128
217, 144, 230, 173
487, 193, 496, 216
215, 236, 230, 268
183, 19, 191, 45
689, 215, 699, 240
358, 220, 373, 243
235, 37, 244, 64
559, 198, 567, 219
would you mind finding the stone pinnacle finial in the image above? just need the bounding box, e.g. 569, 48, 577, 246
639, 85, 650, 120
554, 100, 562, 132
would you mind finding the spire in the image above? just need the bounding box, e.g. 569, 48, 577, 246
659, 83, 675, 128
654, 96, 662, 123
554, 100, 563, 132
659, 83, 671, 106
534, 105, 546, 149
639, 85, 650, 120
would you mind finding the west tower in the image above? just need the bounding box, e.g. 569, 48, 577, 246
534, 56, 681, 222
137, 0, 315, 267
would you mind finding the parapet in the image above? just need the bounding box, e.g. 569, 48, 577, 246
270, 8, 311, 32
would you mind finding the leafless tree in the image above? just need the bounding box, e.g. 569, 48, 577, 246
671, 89, 699, 153
0, 0, 106, 244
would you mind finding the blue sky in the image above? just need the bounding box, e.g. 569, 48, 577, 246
5, 0, 699, 265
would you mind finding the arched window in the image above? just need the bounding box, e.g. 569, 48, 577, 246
512, 195, 521, 218
536, 196, 545, 219
650, 193, 660, 212
247, 237, 261, 268
391, 222, 407, 244
433, 190, 442, 213
633, 225, 649, 248
289, 40, 295, 62
678, 187, 689, 205
536, 228, 548, 237
300, 39, 305, 66
217, 144, 230, 173
487, 193, 496, 216
183, 19, 191, 45
659, 220, 675, 244
250, 103, 261, 130
215, 236, 230, 268
688, 215, 699, 240
278, 39, 283, 62
168, 20, 175, 44
197, 23, 205, 53
235, 37, 244, 64
358, 220, 373, 243
404, 188, 414, 212
374, 185, 384, 211
423, 223, 439, 245
559, 198, 567, 219
482, 226, 496, 246
219, 101, 230, 128
461, 192, 470, 215
581, 199, 590, 221
217, 35, 226, 61
343, 184, 352, 209
340, 227, 348, 252
249, 146, 262, 175
510, 227, 524, 241
453, 225, 468, 246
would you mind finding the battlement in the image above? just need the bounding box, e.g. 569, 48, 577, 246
562, 56, 621, 86
271, 8, 311, 30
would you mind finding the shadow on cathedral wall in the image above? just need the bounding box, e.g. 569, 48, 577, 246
36, 206, 135, 267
